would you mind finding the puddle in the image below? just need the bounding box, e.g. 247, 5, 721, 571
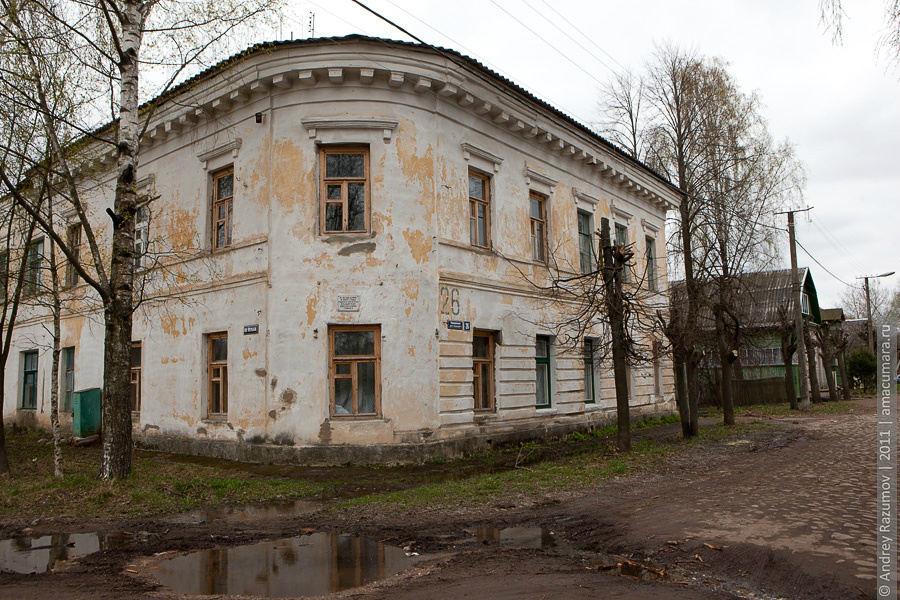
0, 532, 130, 574
167, 499, 324, 524
148, 532, 420, 597
450, 526, 571, 552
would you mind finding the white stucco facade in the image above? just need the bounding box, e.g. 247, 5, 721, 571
4, 36, 679, 462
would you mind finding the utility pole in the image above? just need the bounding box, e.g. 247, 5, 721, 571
777, 208, 812, 411
857, 272, 896, 353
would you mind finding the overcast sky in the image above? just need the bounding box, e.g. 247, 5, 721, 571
270, 0, 899, 310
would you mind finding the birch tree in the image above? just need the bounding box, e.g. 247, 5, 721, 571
0, 0, 281, 479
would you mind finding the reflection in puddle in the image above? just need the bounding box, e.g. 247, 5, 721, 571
470, 526, 569, 551
0, 532, 130, 573
168, 499, 323, 524
151, 532, 417, 597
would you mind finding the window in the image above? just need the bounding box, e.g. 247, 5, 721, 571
468, 169, 490, 248
330, 325, 380, 416
652, 341, 662, 396
646, 236, 658, 291
535, 335, 552, 409
212, 167, 234, 250
530, 192, 547, 262
472, 331, 495, 411
131, 342, 142, 413
25, 239, 43, 295
0, 251, 8, 302
801, 292, 810, 316
321, 147, 370, 234
22, 350, 38, 409
64, 224, 81, 288
62, 347, 75, 413
207, 333, 228, 416
583, 338, 595, 404
134, 205, 149, 268
577, 211, 593, 274
614, 224, 629, 282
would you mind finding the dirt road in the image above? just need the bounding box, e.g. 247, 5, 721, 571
0, 399, 880, 599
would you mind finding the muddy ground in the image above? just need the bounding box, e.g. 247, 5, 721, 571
0, 399, 879, 600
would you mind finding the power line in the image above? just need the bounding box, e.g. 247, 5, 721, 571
487, 0, 609, 90
536, 0, 627, 72
796, 239, 854, 287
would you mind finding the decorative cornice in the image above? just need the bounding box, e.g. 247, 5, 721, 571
524, 167, 557, 190
461, 142, 503, 172
641, 218, 660, 233
197, 139, 242, 169
301, 117, 398, 142
573, 188, 600, 206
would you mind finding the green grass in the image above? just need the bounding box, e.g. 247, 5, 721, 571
708, 401, 854, 417
0, 429, 326, 519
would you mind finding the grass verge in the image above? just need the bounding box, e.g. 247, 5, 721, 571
0, 429, 326, 519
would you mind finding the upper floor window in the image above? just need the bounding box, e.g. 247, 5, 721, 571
212, 167, 234, 250
0, 251, 8, 302
614, 223, 629, 282
530, 192, 547, 262
25, 239, 43, 295
321, 146, 370, 234
135, 205, 149, 268
646, 236, 658, 291
468, 169, 491, 248
65, 224, 81, 288
577, 211, 593, 274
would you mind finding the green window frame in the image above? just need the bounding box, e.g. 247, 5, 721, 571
22, 350, 38, 410
583, 338, 595, 404
577, 211, 593, 274
646, 236, 658, 291
62, 347, 75, 413
535, 335, 552, 409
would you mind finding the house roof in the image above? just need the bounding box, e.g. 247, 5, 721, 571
670, 267, 823, 331
820, 308, 845, 323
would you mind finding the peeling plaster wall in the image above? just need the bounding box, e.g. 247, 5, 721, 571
2, 39, 678, 460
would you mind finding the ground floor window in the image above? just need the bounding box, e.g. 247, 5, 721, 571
62, 347, 75, 413
583, 338, 595, 404
472, 330, 495, 411
330, 324, 381, 416
22, 350, 38, 409
535, 335, 552, 408
207, 333, 228, 416
131, 342, 142, 413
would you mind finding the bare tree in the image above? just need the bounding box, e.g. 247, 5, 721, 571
0, 0, 281, 479
820, 0, 900, 68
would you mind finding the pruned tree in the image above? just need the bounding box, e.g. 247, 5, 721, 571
600, 43, 803, 433
0, 0, 281, 479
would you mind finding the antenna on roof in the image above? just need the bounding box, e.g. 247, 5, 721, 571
307, 12, 315, 38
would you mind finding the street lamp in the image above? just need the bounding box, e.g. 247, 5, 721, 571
857, 271, 895, 352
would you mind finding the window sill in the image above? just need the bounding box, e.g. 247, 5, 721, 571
535, 406, 556, 414
329, 414, 385, 421
203, 415, 228, 424
584, 403, 604, 412
321, 231, 375, 243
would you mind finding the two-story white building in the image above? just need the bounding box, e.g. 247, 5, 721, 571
4, 35, 679, 464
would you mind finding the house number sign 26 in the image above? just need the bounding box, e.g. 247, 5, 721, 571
439, 286, 460, 317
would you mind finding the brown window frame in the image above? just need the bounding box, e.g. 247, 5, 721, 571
211, 167, 234, 251
65, 223, 81, 288
472, 330, 495, 411
207, 332, 228, 417
468, 169, 491, 249
131, 342, 142, 413
329, 324, 381, 417
320, 146, 371, 235
530, 191, 548, 262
